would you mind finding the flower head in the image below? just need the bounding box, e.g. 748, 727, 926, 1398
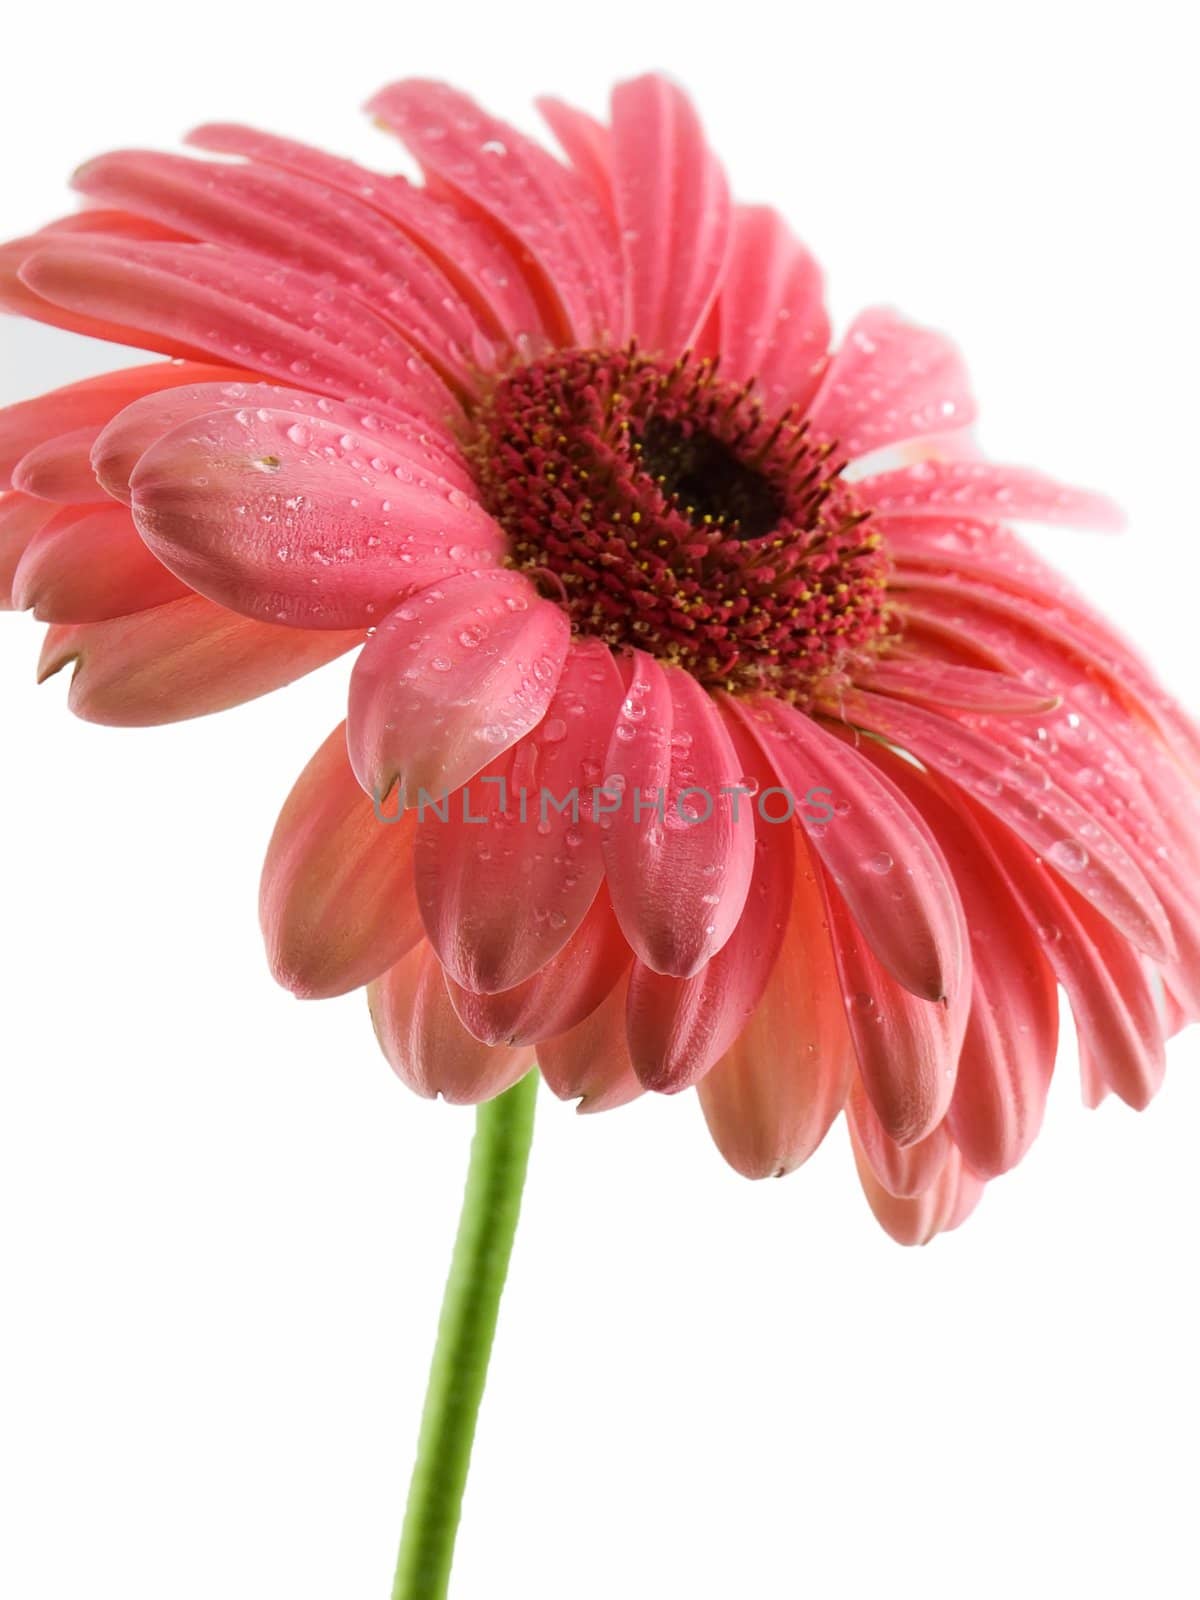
3, 74, 1196, 1243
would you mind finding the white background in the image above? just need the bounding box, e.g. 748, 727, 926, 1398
2, 3, 1197, 1596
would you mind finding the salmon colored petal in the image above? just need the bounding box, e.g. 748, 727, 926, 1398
624, 707, 791, 1091
348, 570, 571, 805
128, 404, 502, 628
415, 639, 624, 992
807, 308, 975, 462
12, 502, 189, 622
697, 830, 852, 1176
0, 360, 247, 486
715, 205, 829, 416
851, 1131, 979, 1246
186, 122, 553, 354
821, 848, 967, 1146
368, 80, 622, 346
260, 723, 423, 999
602, 654, 756, 979
11, 426, 108, 503
73, 149, 497, 394
860, 458, 1124, 530
610, 74, 731, 356
39, 595, 361, 726
446, 887, 630, 1047
847, 1077, 953, 1199
0, 493, 59, 608
368, 942, 533, 1103
536, 970, 643, 1113
839, 688, 1173, 965
19, 239, 457, 420
732, 697, 967, 1004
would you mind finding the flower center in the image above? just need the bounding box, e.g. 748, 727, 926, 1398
469, 345, 891, 696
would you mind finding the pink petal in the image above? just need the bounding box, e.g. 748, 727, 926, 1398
860, 459, 1124, 530
0, 493, 59, 608
187, 122, 553, 354
536, 970, 643, 1113
368, 80, 622, 346
12, 502, 189, 621
732, 697, 967, 1003
601, 655, 756, 979
73, 149, 498, 394
715, 204, 829, 415
128, 403, 503, 628
38, 595, 361, 726
260, 723, 423, 999
624, 704, 791, 1090
838, 688, 1173, 964
368, 942, 533, 1103
610, 74, 731, 356
95, 379, 474, 506
19, 239, 458, 420
697, 840, 853, 1177
446, 887, 630, 1046
414, 638, 624, 992
807, 308, 975, 462
348, 570, 571, 805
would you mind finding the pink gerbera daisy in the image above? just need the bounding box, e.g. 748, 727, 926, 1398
3, 73, 1197, 1251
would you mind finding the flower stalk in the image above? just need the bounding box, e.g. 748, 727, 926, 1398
391, 1069, 538, 1600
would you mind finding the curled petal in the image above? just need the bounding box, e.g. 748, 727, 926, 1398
610, 74, 731, 355
39, 595, 361, 726
415, 639, 624, 992
715, 205, 829, 415
12, 426, 108, 502
129, 404, 503, 627
368, 943, 533, 1103
446, 887, 630, 1047
348, 571, 571, 805
536, 970, 643, 1114
260, 723, 423, 1000
859, 458, 1124, 531
536, 98, 614, 214
698, 837, 852, 1177
808, 308, 975, 462
12, 502, 189, 621
602, 655, 756, 979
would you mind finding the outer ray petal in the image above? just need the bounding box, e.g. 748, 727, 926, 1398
860, 458, 1124, 530
12, 502, 189, 622
39, 595, 361, 725
536, 970, 643, 1113
368, 942, 533, 1103
260, 723, 423, 1000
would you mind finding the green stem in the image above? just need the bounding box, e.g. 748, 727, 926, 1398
391, 1069, 538, 1600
